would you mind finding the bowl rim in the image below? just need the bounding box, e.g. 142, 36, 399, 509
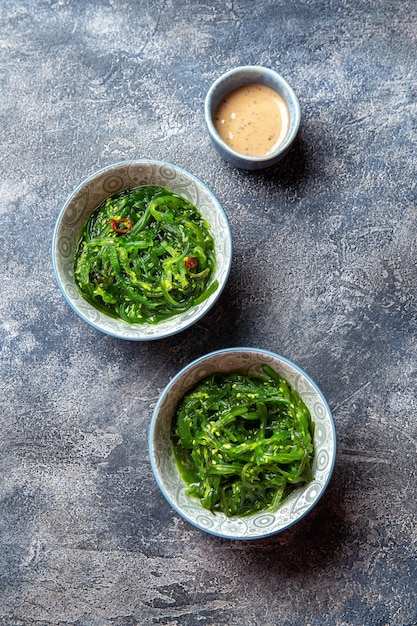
149, 346, 337, 539
51, 158, 233, 341
204, 65, 301, 165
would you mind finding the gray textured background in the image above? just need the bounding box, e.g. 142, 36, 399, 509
1, 1, 416, 625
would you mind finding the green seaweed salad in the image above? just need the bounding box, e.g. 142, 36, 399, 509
172, 365, 315, 517
74, 185, 218, 324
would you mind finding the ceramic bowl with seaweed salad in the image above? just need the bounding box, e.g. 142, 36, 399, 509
149, 348, 336, 539
52, 160, 232, 340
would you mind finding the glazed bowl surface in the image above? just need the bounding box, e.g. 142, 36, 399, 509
52, 159, 232, 340
149, 347, 336, 539
204, 66, 301, 170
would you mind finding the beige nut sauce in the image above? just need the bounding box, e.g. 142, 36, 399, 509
213, 83, 289, 157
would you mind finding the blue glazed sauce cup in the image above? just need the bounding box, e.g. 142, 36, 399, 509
205, 66, 301, 170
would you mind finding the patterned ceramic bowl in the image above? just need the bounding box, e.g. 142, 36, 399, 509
52, 160, 232, 340
205, 66, 301, 170
149, 348, 336, 539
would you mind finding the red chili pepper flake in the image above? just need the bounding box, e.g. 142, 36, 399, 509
184, 255, 199, 269
110, 217, 133, 234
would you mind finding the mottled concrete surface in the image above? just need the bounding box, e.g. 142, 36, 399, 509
0, 1, 416, 625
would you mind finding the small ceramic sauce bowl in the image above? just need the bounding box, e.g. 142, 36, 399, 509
205, 66, 300, 170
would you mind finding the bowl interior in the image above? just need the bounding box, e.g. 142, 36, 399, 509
52, 160, 232, 340
150, 349, 336, 539
205, 66, 301, 161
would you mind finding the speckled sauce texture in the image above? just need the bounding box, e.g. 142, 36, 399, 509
0, 1, 416, 625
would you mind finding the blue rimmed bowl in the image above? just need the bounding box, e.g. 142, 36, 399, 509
52, 159, 232, 340
205, 66, 301, 170
149, 347, 336, 539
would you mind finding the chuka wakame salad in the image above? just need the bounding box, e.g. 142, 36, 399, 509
74, 185, 217, 324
